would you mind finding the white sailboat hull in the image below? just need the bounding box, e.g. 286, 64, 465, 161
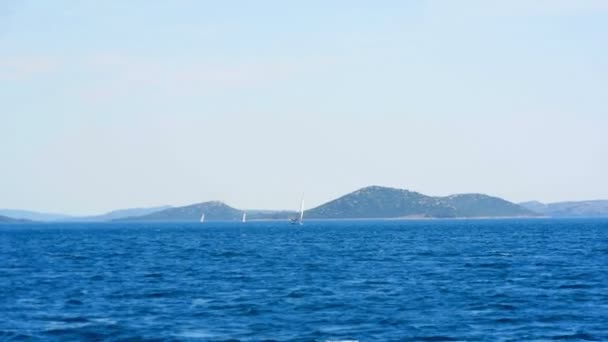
291, 196, 304, 225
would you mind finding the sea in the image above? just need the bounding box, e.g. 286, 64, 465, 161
1, 219, 607, 341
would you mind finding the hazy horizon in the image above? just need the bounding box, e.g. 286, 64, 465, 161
2, 1, 607, 216
2, 184, 607, 218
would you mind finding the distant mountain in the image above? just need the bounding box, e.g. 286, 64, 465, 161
68, 206, 172, 222
306, 186, 453, 218
306, 186, 536, 219
120, 202, 299, 222
520, 200, 608, 217
0, 209, 71, 222
442, 194, 534, 218
0, 206, 171, 222
518, 201, 547, 214
246, 210, 298, 220
3, 186, 540, 223
121, 186, 536, 221
0, 215, 29, 223
121, 201, 243, 221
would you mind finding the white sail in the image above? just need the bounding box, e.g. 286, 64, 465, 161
289, 195, 305, 225
242, 212, 247, 223
200, 213, 205, 223
299, 197, 304, 224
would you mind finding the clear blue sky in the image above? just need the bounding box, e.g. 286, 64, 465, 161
2, 1, 607, 215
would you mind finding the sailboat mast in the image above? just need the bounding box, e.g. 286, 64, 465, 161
299, 196, 304, 223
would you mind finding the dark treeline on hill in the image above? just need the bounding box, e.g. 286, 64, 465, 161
121, 186, 537, 222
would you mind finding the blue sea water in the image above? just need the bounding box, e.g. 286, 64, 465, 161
1, 219, 608, 341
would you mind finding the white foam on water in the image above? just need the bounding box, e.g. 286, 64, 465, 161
190, 298, 212, 307
321, 325, 356, 333
90, 318, 118, 325
175, 329, 218, 339
45, 321, 91, 331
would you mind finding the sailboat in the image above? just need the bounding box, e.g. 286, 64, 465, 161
290, 196, 304, 225
242, 212, 247, 223
200, 213, 205, 223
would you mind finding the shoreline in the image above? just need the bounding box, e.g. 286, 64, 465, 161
8, 216, 602, 224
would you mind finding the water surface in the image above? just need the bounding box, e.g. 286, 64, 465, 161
1, 219, 607, 341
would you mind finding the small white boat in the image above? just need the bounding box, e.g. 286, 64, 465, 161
242, 212, 247, 223
290, 196, 304, 225
200, 213, 205, 223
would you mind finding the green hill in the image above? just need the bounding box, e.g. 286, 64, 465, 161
119, 186, 536, 222
306, 186, 535, 219
306, 186, 454, 218
121, 201, 242, 221
443, 194, 533, 217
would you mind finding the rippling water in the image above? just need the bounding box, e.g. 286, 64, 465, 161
1, 219, 607, 341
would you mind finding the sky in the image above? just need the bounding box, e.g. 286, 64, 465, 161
1, 0, 607, 215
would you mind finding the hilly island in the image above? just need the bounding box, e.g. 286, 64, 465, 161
9, 186, 608, 222
117, 186, 537, 222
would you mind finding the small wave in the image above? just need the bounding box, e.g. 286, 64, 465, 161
137, 288, 182, 299
144, 272, 163, 278
144, 291, 172, 298
46, 253, 89, 261
490, 250, 512, 257
44, 321, 91, 332
175, 329, 218, 339
0, 330, 34, 340
58, 316, 89, 323
549, 332, 597, 340
478, 262, 511, 269
191, 298, 212, 307
558, 284, 592, 289
412, 336, 459, 341
494, 317, 522, 324
238, 303, 262, 315
66, 299, 83, 305
493, 303, 517, 311
43, 318, 128, 340
90, 318, 118, 325
287, 290, 305, 298
217, 251, 241, 258
538, 314, 582, 323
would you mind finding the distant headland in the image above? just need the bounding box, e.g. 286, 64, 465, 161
10, 185, 607, 223
2, 186, 607, 223
0, 215, 30, 223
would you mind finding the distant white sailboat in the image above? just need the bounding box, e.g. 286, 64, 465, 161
242, 212, 247, 223
290, 196, 304, 225
200, 213, 205, 223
